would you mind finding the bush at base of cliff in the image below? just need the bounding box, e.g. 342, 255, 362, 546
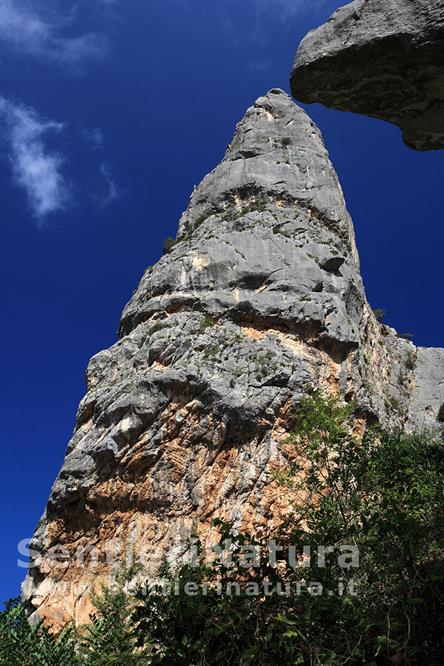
1, 393, 443, 665
0, 599, 77, 666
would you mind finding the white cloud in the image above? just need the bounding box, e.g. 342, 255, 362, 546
0, 98, 70, 218
82, 127, 105, 151
250, 0, 329, 17
216, 0, 332, 49
249, 59, 271, 72
94, 162, 123, 210
0, 0, 107, 66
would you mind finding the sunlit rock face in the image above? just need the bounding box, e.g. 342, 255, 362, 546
292, 0, 444, 151
23, 90, 444, 630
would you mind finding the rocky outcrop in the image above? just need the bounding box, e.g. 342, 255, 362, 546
291, 0, 444, 151
23, 90, 444, 630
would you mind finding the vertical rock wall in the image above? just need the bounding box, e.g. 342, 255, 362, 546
23, 90, 444, 629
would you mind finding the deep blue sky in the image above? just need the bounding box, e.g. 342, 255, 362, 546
0, 0, 442, 603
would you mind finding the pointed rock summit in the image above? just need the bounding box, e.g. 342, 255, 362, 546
24, 90, 444, 628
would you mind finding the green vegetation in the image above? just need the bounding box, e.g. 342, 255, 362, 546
2, 393, 443, 665
203, 344, 219, 359
240, 199, 267, 215
405, 350, 416, 371
162, 236, 177, 254
397, 332, 415, 342
193, 212, 212, 230
148, 320, 171, 335
372, 308, 386, 323
272, 224, 292, 238
198, 316, 215, 333
0, 599, 77, 665
370, 308, 416, 344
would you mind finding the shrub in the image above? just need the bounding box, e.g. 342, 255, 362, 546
149, 320, 171, 335
372, 308, 386, 323
0, 599, 77, 665
79, 583, 140, 665
405, 350, 416, 370
278, 392, 444, 664
198, 316, 215, 333
162, 237, 177, 254
397, 332, 415, 341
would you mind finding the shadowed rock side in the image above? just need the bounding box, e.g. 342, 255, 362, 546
291, 0, 444, 151
23, 90, 444, 629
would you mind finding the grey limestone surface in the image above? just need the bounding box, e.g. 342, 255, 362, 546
23, 90, 443, 624
292, 0, 444, 150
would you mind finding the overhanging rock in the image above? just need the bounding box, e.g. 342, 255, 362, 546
291, 0, 444, 151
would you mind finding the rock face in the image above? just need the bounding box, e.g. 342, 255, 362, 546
291, 0, 444, 151
23, 90, 444, 629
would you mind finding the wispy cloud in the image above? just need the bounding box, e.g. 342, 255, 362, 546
250, 0, 330, 18
82, 127, 105, 151
217, 0, 332, 52
94, 162, 123, 210
249, 59, 271, 72
0, 98, 70, 219
0, 0, 107, 67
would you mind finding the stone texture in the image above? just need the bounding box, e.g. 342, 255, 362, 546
23, 90, 444, 630
406, 347, 444, 430
291, 0, 444, 151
